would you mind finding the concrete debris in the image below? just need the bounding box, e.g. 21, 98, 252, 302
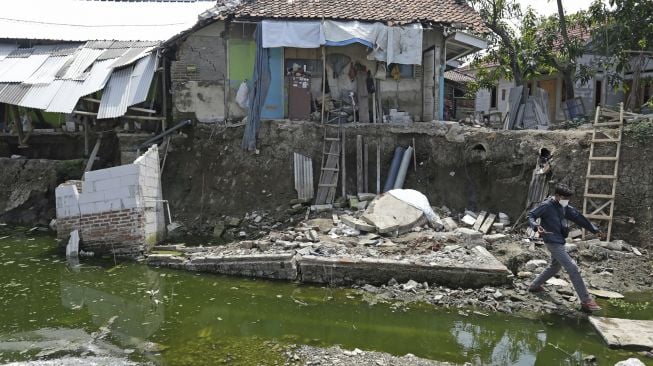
498, 212, 510, 225
311, 204, 333, 213
588, 289, 624, 299
614, 359, 646, 366
65, 230, 79, 258
361, 194, 426, 235
524, 259, 548, 272
461, 214, 476, 226
545, 278, 569, 287
357, 193, 376, 201
590, 317, 653, 351
442, 217, 458, 231
454, 227, 483, 242
341, 215, 376, 232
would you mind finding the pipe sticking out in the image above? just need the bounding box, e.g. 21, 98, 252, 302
393, 146, 414, 189
383, 146, 405, 192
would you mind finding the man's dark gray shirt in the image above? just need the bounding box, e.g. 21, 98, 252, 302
528, 197, 598, 245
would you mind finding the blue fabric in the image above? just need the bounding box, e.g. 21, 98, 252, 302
242, 24, 271, 151
528, 197, 598, 245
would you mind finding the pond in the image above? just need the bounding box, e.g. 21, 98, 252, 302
0, 228, 650, 365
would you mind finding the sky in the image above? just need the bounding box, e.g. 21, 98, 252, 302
517, 0, 596, 16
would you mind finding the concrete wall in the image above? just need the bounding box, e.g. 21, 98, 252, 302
171, 21, 228, 123
55, 145, 164, 256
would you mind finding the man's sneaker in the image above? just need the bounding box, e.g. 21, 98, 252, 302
528, 285, 545, 293
581, 299, 602, 312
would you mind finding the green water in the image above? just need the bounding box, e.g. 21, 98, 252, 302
0, 229, 651, 366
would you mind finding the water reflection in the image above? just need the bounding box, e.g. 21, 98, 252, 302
0, 233, 645, 365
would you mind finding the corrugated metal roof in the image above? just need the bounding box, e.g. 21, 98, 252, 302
61, 48, 105, 80
0, 83, 31, 105
127, 53, 158, 106
7, 48, 34, 58
19, 80, 64, 109
24, 55, 72, 85
98, 67, 132, 119
0, 0, 216, 41
0, 44, 18, 61
110, 47, 154, 69
51, 44, 83, 56
0, 58, 21, 80
45, 80, 84, 113
0, 54, 49, 83
96, 48, 129, 61
80, 59, 115, 96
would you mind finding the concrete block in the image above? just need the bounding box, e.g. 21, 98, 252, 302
341, 215, 377, 232
119, 174, 140, 187
103, 187, 132, 200
108, 164, 140, 178
84, 169, 112, 184
455, 227, 482, 241
443, 217, 458, 231
461, 214, 476, 226
79, 202, 97, 215
78, 191, 106, 204
483, 233, 508, 243
94, 177, 124, 192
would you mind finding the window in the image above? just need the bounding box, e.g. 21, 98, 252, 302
490, 86, 497, 109
387, 63, 414, 79
595, 80, 602, 107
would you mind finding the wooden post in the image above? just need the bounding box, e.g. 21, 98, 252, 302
83, 118, 89, 156
321, 46, 326, 124
161, 55, 168, 131
84, 135, 102, 173
363, 142, 369, 193
376, 142, 381, 194
412, 137, 417, 172
356, 135, 363, 194
10, 106, 26, 147
341, 129, 346, 198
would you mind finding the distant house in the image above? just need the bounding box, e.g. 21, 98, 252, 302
469, 27, 652, 125
162, 0, 489, 125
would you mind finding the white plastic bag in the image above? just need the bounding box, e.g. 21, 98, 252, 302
236, 81, 249, 109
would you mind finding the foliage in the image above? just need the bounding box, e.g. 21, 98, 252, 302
607, 298, 651, 315
624, 119, 653, 143
584, 0, 653, 88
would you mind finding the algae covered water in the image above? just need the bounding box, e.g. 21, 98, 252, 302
0, 228, 650, 365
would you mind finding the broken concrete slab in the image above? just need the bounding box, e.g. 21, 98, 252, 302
297, 246, 511, 288
304, 218, 335, 233
442, 217, 458, 231
186, 253, 297, 280
361, 194, 426, 235
454, 227, 482, 242
588, 289, 624, 299
357, 193, 376, 201
589, 316, 653, 351
479, 213, 496, 234
341, 215, 377, 232
461, 214, 476, 226
483, 233, 508, 243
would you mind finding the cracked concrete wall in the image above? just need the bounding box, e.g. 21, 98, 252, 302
171, 21, 227, 123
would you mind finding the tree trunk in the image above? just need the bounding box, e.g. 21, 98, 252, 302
557, 0, 575, 100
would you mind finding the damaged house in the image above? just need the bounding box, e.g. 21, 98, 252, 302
164, 0, 488, 128
0, 0, 218, 255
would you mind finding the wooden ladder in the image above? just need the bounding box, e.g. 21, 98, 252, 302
315, 124, 341, 204
582, 103, 624, 241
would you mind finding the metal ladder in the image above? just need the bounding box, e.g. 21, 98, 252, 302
315, 124, 341, 204
582, 103, 624, 241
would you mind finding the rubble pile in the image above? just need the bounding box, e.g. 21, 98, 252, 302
152, 190, 651, 316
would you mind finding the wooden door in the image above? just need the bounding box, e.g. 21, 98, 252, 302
422, 49, 435, 121
538, 79, 557, 123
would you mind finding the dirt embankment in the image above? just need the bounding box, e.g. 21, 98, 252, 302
0, 158, 84, 226
161, 121, 653, 245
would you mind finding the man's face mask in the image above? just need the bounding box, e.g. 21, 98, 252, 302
560, 199, 570, 207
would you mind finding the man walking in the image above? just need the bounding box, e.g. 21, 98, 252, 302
527, 183, 604, 312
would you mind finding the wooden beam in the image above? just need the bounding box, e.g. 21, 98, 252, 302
10, 105, 27, 147
84, 135, 102, 173
83, 97, 101, 104
72, 110, 165, 121
129, 106, 157, 114
356, 135, 363, 194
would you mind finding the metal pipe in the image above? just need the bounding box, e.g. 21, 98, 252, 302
383, 146, 405, 192
393, 146, 413, 189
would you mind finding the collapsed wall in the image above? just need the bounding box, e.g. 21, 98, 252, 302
55, 145, 165, 256
156, 121, 652, 246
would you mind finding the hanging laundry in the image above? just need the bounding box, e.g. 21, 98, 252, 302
261, 20, 325, 48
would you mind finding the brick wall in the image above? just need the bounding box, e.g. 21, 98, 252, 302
55, 145, 164, 257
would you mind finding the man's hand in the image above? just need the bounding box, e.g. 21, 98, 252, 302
536, 226, 545, 234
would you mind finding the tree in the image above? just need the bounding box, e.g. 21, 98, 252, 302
466, 0, 542, 93
586, 0, 653, 111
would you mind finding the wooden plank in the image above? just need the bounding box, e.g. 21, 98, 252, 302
376, 143, 381, 194
364, 142, 369, 193
479, 213, 496, 234
84, 136, 102, 173
341, 129, 346, 198
506, 86, 523, 130
473, 211, 487, 231
356, 135, 364, 194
